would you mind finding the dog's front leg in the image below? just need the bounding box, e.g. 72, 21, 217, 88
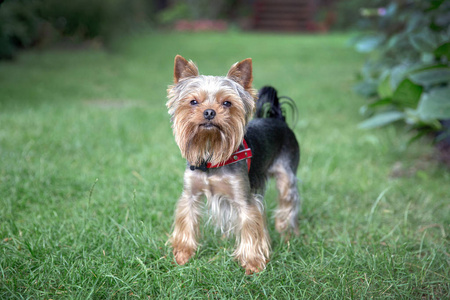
233, 195, 271, 274
170, 189, 202, 266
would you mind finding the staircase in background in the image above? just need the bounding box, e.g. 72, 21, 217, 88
253, 0, 316, 31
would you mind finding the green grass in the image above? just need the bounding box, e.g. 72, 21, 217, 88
1, 32, 449, 299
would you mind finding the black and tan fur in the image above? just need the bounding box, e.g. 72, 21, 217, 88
166, 55, 300, 274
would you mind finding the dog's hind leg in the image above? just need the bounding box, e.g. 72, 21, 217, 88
269, 159, 300, 236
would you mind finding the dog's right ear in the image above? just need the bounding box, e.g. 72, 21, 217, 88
174, 55, 199, 83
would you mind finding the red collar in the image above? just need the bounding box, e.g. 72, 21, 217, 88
190, 139, 252, 172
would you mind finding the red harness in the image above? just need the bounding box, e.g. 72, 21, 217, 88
190, 139, 252, 172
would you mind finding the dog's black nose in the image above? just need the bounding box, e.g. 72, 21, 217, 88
203, 109, 216, 120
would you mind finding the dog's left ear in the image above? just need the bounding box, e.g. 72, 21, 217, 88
227, 58, 253, 91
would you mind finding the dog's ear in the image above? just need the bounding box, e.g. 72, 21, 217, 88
227, 58, 253, 90
174, 55, 199, 83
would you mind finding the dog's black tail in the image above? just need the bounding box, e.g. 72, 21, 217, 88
255, 86, 298, 127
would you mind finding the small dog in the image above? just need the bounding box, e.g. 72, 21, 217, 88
166, 55, 300, 274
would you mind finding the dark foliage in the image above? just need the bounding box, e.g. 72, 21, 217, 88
352, 0, 450, 147
0, 0, 155, 59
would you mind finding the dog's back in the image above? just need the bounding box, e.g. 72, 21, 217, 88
246, 86, 300, 194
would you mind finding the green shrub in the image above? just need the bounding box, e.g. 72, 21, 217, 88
0, 0, 42, 59
156, 0, 250, 26
333, 0, 389, 30
38, 0, 154, 40
353, 0, 450, 143
0, 0, 155, 59
156, 2, 190, 25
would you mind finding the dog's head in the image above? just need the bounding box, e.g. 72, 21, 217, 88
167, 55, 256, 166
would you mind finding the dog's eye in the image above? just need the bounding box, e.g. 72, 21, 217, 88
223, 101, 232, 107
190, 100, 198, 106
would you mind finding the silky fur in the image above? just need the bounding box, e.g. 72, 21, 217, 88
268, 158, 301, 235
166, 55, 299, 274
167, 57, 256, 166
171, 167, 270, 273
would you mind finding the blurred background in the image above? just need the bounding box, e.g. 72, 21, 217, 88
0, 0, 399, 59
3, 0, 448, 162
1, 0, 449, 156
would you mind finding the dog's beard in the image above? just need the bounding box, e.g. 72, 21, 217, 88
174, 118, 244, 166
176, 120, 244, 166
167, 74, 256, 166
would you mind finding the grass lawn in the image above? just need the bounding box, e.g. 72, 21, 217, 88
1, 32, 449, 298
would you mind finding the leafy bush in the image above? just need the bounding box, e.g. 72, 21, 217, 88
0, 0, 155, 59
333, 0, 389, 30
353, 0, 450, 144
0, 0, 43, 59
156, 2, 190, 25
156, 0, 250, 26
38, 0, 154, 40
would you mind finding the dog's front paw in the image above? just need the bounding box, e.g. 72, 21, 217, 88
173, 248, 195, 265
242, 257, 267, 275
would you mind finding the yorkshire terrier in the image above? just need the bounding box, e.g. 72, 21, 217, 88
166, 55, 300, 274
